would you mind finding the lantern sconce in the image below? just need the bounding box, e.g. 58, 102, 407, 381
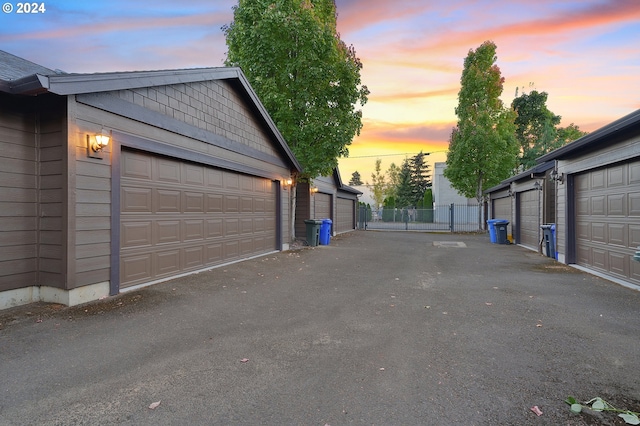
310, 186, 319, 194
282, 178, 293, 189
550, 169, 564, 184
87, 129, 110, 159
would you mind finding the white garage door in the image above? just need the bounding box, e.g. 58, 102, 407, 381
119, 149, 277, 288
574, 159, 640, 285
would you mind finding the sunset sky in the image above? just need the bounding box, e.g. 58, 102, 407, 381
1, 0, 639, 183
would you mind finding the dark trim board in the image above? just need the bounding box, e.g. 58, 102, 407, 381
113, 131, 285, 181
77, 93, 289, 169
109, 139, 121, 296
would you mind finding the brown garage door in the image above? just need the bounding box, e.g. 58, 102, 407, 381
575, 159, 640, 285
315, 193, 331, 220
335, 198, 354, 233
492, 197, 511, 220
120, 149, 277, 289
518, 190, 539, 248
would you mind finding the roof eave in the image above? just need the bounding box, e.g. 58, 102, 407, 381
1, 74, 49, 95
536, 108, 640, 163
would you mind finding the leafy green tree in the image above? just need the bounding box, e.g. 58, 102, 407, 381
556, 123, 588, 145
384, 162, 400, 200
223, 0, 369, 179
370, 158, 386, 209
511, 90, 561, 169
445, 40, 518, 229
349, 171, 363, 186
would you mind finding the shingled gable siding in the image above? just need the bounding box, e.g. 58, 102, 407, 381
115, 80, 281, 159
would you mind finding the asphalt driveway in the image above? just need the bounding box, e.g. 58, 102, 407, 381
1, 231, 639, 425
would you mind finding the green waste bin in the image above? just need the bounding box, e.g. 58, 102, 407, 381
304, 219, 322, 247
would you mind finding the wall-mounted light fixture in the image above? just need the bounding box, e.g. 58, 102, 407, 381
533, 180, 542, 191
283, 178, 293, 186
87, 129, 110, 159
550, 169, 564, 184
508, 188, 515, 198
310, 186, 319, 194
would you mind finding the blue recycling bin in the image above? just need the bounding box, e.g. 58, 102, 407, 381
319, 218, 332, 245
487, 219, 501, 243
541, 224, 556, 259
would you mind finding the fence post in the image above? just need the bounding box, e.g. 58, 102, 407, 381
450, 203, 454, 233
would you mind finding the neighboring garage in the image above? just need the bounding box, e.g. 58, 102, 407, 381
0, 50, 301, 309
517, 189, 540, 249
295, 169, 361, 242
573, 160, 640, 285
537, 108, 640, 289
335, 197, 356, 234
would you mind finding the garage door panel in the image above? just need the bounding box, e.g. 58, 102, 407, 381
225, 218, 239, 236
157, 159, 180, 183
241, 197, 253, 212
121, 222, 152, 248
205, 194, 223, 212
122, 254, 152, 283
207, 244, 223, 263
225, 196, 239, 212
156, 189, 180, 212
631, 224, 640, 246
574, 159, 640, 286
591, 222, 606, 243
184, 164, 204, 186
156, 221, 180, 244
607, 194, 625, 215
609, 252, 627, 277
122, 187, 152, 212
608, 165, 625, 186
120, 149, 277, 289
631, 161, 640, 183
629, 192, 640, 215
207, 169, 224, 187
225, 241, 239, 258
184, 220, 204, 241
184, 192, 205, 212
207, 219, 223, 238
122, 151, 152, 180
156, 250, 180, 276
591, 195, 605, 215
608, 223, 626, 246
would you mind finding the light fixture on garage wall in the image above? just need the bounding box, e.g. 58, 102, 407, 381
310, 186, 319, 194
550, 169, 564, 184
283, 178, 293, 187
87, 129, 111, 159
533, 180, 542, 191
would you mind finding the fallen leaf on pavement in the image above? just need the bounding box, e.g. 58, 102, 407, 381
240, 358, 249, 363
149, 401, 161, 410
530, 405, 543, 416
485, 302, 492, 306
